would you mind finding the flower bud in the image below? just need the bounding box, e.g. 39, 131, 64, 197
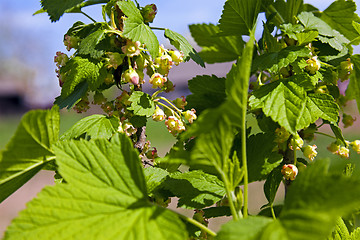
305, 56, 321, 74
281, 164, 298, 181
274, 127, 290, 144
327, 142, 340, 154
104, 72, 115, 85
152, 106, 166, 122
289, 134, 304, 150
173, 96, 187, 109
183, 109, 197, 123
342, 113, 356, 128
63, 35, 79, 51
149, 73, 167, 88
121, 68, 139, 85
121, 40, 141, 57
54, 52, 69, 67
145, 147, 159, 159
302, 144, 317, 161
339, 58, 353, 81
350, 140, 360, 154
337, 146, 350, 159
141, 4, 157, 23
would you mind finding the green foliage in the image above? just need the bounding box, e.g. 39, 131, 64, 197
54, 81, 88, 109
163, 170, 226, 209
164, 29, 204, 67
189, 23, 244, 63
78, 29, 106, 58
128, 91, 155, 117
61, 56, 107, 97
186, 75, 226, 113
60, 114, 119, 140
0, 107, 59, 203
4, 134, 187, 240
118, 1, 159, 58
219, 0, 261, 36
347, 54, 360, 113
41, 0, 85, 22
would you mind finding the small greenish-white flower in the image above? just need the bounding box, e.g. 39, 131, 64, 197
350, 140, 360, 154
121, 40, 141, 57
123, 122, 137, 136
281, 164, 298, 181
165, 116, 185, 136
169, 50, 184, 65
183, 109, 197, 124
152, 106, 166, 122
149, 73, 167, 88
305, 56, 321, 74
337, 146, 350, 159
302, 144, 317, 161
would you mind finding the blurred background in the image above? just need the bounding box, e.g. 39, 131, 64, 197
1, 0, 360, 237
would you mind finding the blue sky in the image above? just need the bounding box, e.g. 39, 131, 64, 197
0, 0, 359, 106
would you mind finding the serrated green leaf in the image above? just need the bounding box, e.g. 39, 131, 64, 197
163, 170, 226, 209
78, 29, 106, 59
350, 227, 360, 240
115, 1, 157, 58
164, 29, 204, 67
144, 167, 169, 196
321, 0, 359, 41
186, 75, 226, 113
0, 107, 59, 203
60, 114, 119, 140
4, 134, 187, 240
252, 46, 311, 73
295, 31, 318, 45
346, 54, 360, 114
128, 91, 155, 117
298, 12, 350, 52
61, 56, 106, 97
189, 23, 244, 64
249, 80, 339, 134
218, 0, 261, 36
264, 167, 283, 206
329, 218, 350, 240
54, 81, 88, 109
41, 0, 85, 21
216, 216, 274, 240
330, 123, 347, 146
242, 133, 282, 182
116, 0, 143, 22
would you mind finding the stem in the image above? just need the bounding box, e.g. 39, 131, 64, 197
270, 205, 276, 220
156, 101, 182, 120
315, 131, 336, 139
80, 11, 97, 23
158, 97, 183, 115
267, 4, 285, 25
223, 176, 240, 221
150, 26, 167, 31
242, 122, 249, 218
151, 90, 163, 99
178, 213, 217, 237
110, 11, 116, 29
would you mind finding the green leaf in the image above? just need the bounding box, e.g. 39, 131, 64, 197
61, 56, 106, 97
216, 216, 274, 240
264, 167, 283, 206
41, 0, 85, 22
329, 218, 350, 240
189, 23, 244, 64
128, 91, 155, 117
350, 228, 360, 240
249, 80, 339, 134
5, 134, 187, 240
347, 54, 360, 114
330, 123, 347, 146
295, 31, 318, 45
60, 114, 119, 140
252, 46, 311, 73
186, 75, 226, 114
54, 81, 88, 109
164, 29, 204, 67
144, 167, 169, 196
78, 29, 106, 59
117, 2, 160, 59
0, 107, 59, 203
218, 0, 261, 36
244, 133, 282, 182
117, 0, 143, 21
321, 0, 359, 41
163, 170, 226, 209
298, 12, 350, 52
